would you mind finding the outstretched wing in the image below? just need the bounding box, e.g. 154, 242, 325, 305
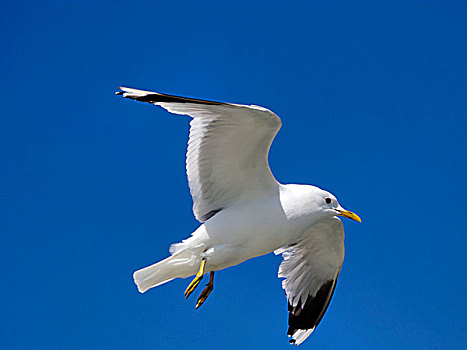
116, 87, 282, 222
275, 217, 345, 345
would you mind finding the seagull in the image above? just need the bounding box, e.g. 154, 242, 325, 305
116, 86, 361, 345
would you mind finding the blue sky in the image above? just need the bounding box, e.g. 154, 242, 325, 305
2, 1, 466, 349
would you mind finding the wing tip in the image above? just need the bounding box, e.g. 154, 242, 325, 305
115, 86, 228, 105
115, 86, 158, 100
115, 86, 125, 95
285, 279, 338, 345
288, 328, 315, 346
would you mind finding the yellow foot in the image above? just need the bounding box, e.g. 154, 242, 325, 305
196, 271, 215, 309
184, 259, 206, 299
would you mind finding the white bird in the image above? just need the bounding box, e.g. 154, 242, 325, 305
116, 86, 361, 345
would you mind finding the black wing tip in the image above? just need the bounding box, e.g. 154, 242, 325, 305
115, 86, 226, 105
287, 279, 337, 337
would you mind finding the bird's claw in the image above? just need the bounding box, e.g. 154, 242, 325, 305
185, 275, 203, 299
195, 283, 213, 309
184, 259, 207, 299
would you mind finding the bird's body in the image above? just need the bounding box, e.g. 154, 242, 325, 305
137, 184, 333, 285
117, 87, 360, 345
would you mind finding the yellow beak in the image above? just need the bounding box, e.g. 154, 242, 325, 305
337, 209, 362, 223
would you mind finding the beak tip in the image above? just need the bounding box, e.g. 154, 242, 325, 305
338, 209, 361, 223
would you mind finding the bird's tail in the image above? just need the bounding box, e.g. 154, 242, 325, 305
133, 250, 198, 293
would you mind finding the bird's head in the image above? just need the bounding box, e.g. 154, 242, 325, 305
317, 190, 361, 223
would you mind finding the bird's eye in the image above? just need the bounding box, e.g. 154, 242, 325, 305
325, 197, 332, 204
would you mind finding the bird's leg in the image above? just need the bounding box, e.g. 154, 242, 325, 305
195, 271, 215, 309
184, 258, 206, 299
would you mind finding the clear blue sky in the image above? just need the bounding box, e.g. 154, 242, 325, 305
2, 1, 466, 349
